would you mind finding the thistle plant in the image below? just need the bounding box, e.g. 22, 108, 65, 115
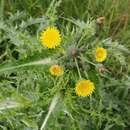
0, 0, 130, 130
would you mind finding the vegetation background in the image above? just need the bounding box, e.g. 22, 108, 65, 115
0, 0, 130, 130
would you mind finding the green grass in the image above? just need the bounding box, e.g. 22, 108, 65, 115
0, 0, 130, 130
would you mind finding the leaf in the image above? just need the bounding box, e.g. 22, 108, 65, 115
20, 17, 46, 29
0, 57, 53, 73
104, 124, 114, 130
0, 99, 21, 110
21, 118, 38, 129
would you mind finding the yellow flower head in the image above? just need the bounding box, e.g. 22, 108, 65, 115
75, 80, 95, 97
49, 65, 63, 76
40, 26, 61, 48
95, 47, 107, 62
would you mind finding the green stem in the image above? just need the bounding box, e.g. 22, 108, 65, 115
40, 93, 60, 130
85, 59, 97, 67
74, 58, 82, 79
84, 70, 89, 79
81, 56, 96, 67
0, 0, 4, 20
0, 51, 7, 60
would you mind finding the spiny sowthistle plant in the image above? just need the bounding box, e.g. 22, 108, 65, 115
0, 0, 130, 130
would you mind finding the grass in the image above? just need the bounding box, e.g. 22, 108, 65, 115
0, 0, 130, 130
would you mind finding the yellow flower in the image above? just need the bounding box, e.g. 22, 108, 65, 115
95, 47, 107, 62
49, 65, 63, 76
75, 80, 95, 97
40, 26, 61, 48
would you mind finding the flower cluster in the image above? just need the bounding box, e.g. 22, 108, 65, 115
40, 26, 108, 97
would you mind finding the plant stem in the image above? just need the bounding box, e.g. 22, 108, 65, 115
0, 0, 4, 20
74, 58, 82, 79
81, 56, 96, 67
40, 93, 60, 130
0, 51, 7, 60
85, 59, 97, 67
